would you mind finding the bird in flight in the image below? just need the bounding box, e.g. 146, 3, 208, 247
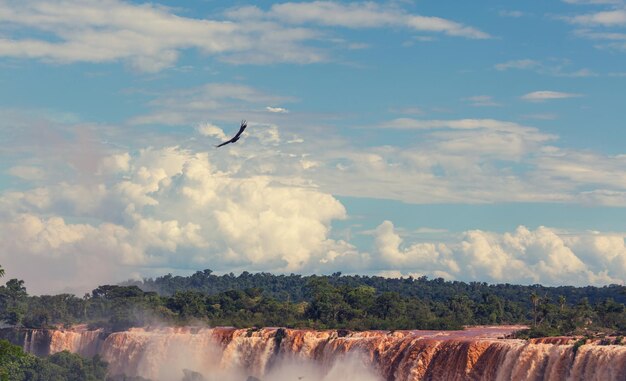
216, 120, 247, 148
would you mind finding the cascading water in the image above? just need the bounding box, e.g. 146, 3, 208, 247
20, 329, 51, 357
9, 326, 626, 381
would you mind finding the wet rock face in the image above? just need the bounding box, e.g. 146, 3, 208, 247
9, 326, 626, 381
182, 369, 206, 381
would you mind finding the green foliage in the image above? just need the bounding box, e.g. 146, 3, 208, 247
0, 339, 27, 381
572, 338, 587, 356
0, 279, 28, 326
0, 340, 108, 381
0, 267, 624, 335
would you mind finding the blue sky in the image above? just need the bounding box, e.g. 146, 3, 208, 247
1, 0, 626, 293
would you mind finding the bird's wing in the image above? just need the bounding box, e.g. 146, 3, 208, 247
215, 139, 232, 148
216, 120, 246, 147
233, 120, 247, 138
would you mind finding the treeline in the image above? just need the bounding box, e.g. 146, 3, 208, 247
0, 339, 107, 381
1, 273, 625, 336
126, 269, 626, 308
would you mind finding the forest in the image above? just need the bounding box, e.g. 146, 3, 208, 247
0, 339, 108, 381
1, 266, 626, 380
0, 267, 624, 336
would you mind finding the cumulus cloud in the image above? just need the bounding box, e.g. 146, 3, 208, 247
99, 153, 131, 174
0, 146, 359, 293
3, 103, 626, 292
12, 93, 618, 210
372, 221, 625, 286
2, 124, 626, 292
521, 91, 582, 101
197, 123, 227, 140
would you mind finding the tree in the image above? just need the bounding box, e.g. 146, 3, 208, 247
0, 339, 27, 381
449, 295, 474, 325
558, 295, 566, 312
0, 279, 28, 325
345, 286, 375, 315
305, 279, 347, 326
0, 265, 4, 278
371, 292, 406, 321
530, 292, 539, 326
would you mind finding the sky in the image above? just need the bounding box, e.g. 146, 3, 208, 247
1, 0, 626, 294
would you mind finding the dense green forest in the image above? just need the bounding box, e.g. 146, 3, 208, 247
1, 264, 625, 380
126, 269, 626, 307
0, 336, 108, 381
1, 266, 625, 337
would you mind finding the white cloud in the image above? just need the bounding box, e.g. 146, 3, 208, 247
522, 113, 559, 120
521, 91, 582, 101
0, 0, 490, 71
380, 118, 552, 137
499, 10, 525, 18
565, 68, 598, 77
2, 110, 626, 291
495, 59, 596, 77
266, 106, 289, 113
100, 153, 131, 174
575, 29, 626, 41
565, 9, 626, 52
197, 123, 227, 140
0, 0, 325, 71
0, 146, 358, 293
463, 95, 500, 107
495, 59, 541, 71
533, 149, 626, 191
13, 100, 622, 209
568, 8, 626, 26
303, 118, 626, 206
129, 83, 295, 126
372, 221, 625, 286
573, 29, 626, 51
228, 2, 491, 39
7, 166, 46, 181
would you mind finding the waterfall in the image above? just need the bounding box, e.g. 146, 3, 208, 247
21, 329, 51, 357
13, 326, 626, 381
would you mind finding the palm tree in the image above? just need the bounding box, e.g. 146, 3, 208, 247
558, 295, 566, 312
530, 292, 539, 326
